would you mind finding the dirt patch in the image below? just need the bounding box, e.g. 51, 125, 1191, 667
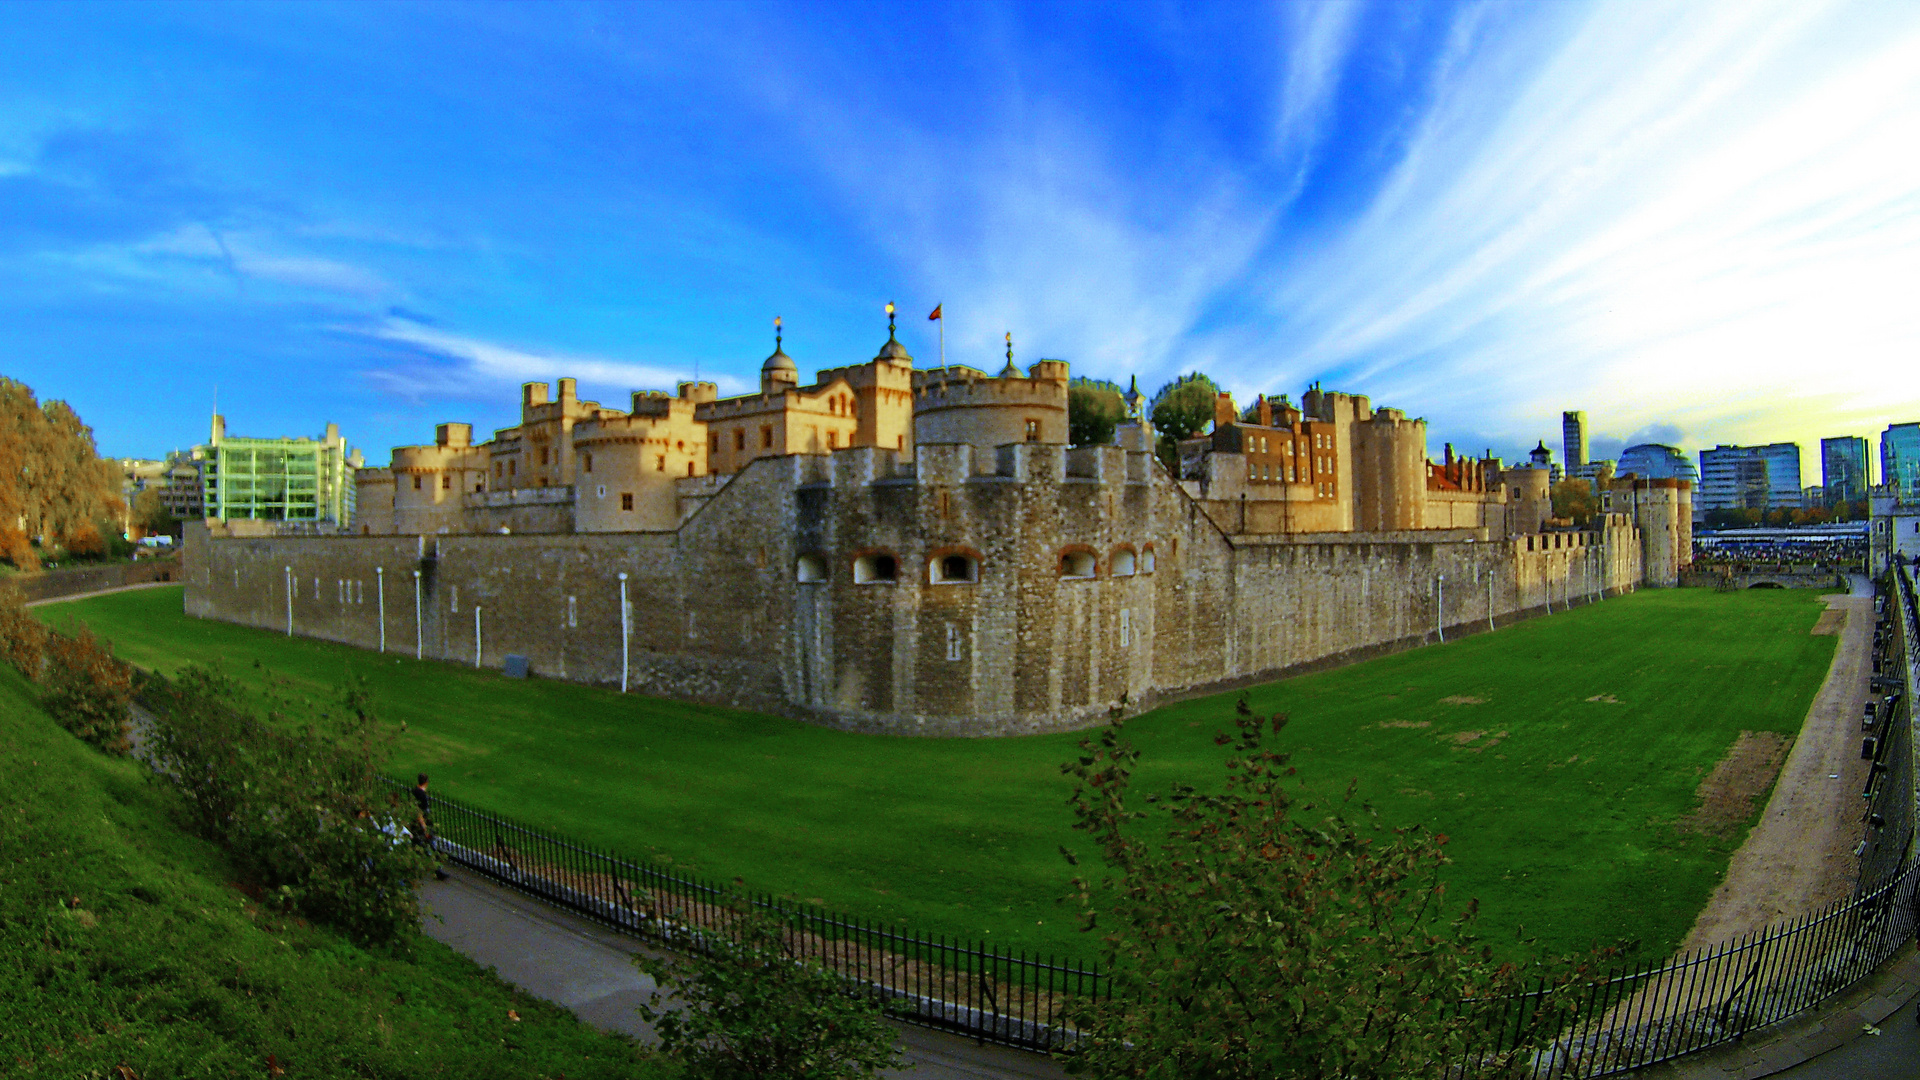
1440, 695, 1485, 705
1445, 730, 1486, 746
1675, 731, 1792, 837
1372, 719, 1431, 730
1809, 608, 1846, 636
1585, 693, 1622, 704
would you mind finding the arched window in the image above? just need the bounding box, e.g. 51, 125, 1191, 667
796, 554, 827, 582
1141, 545, 1156, 573
1060, 549, 1097, 579
929, 551, 979, 585
853, 553, 899, 584
1111, 547, 1136, 577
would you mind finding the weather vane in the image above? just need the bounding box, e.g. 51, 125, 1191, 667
774, 315, 782, 349
885, 301, 896, 334
1005, 331, 1013, 364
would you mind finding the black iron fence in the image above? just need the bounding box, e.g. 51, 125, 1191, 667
1861, 566, 1916, 888
400, 781, 1104, 1050
1465, 860, 1919, 1077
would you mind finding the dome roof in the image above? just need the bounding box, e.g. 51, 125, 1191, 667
998, 360, 1022, 378
762, 346, 798, 375
874, 332, 911, 363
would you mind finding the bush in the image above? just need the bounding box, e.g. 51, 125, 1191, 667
40, 622, 131, 754
1057, 698, 1613, 1079
139, 664, 436, 944
0, 527, 38, 571
636, 904, 905, 1080
0, 585, 47, 677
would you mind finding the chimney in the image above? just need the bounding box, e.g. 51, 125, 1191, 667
1213, 392, 1236, 432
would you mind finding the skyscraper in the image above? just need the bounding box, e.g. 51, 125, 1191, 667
1562, 411, 1588, 470
1820, 436, 1869, 506
1885, 423, 1920, 502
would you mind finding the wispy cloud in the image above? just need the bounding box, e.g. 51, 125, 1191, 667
346, 316, 753, 403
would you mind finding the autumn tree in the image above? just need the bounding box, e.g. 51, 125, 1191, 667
1549, 478, 1598, 524
1057, 700, 1608, 1079
0, 377, 123, 567
1068, 378, 1127, 448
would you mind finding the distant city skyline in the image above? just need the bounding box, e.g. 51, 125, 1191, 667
1, 1, 1915, 469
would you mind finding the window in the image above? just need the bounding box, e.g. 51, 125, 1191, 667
596, 484, 606, 498
1060, 550, 1096, 579
686, 462, 694, 477
495, 462, 502, 478
946, 624, 962, 661
442, 474, 451, 490
1111, 548, 1136, 576
621, 492, 634, 511
735, 430, 746, 451
540, 447, 549, 465
853, 553, 899, 584
827, 431, 838, 449
796, 554, 827, 582
510, 461, 517, 477
1141, 546, 1156, 573
583, 453, 593, 473
656, 456, 666, 472
1025, 419, 1040, 441
930, 553, 978, 584
762, 426, 773, 448
412, 475, 422, 490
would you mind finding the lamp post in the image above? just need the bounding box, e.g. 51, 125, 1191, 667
413, 569, 422, 660
1435, 573, 1445, 643
283, 565, 292, 636
618, 572, 630, 693
376, 566, 385, 652
473, 606, 482, 668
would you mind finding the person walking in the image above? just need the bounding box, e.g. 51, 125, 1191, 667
412, 773, 451, 881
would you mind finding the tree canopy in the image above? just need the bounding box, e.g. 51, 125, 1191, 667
0, 377, 122, 569
1147, 372, 1219, 443
1068, 378, 1127, 448
1550, 478, 1599, 523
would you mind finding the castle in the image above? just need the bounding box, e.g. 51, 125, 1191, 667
184, 321, 1692, 734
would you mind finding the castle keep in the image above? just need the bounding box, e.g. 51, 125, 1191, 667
185, 325, 1691, 735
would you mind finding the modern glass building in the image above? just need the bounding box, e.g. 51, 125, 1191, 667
1884, 423, 1920, 503
202, 415, 362, 525
1617, 443, 1699, 484
1820, 436, 1870, 506
1697, 443, 1802, 519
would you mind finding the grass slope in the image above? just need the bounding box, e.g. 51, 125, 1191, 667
0, 661, 666, 1079
39, 585, 1837, 964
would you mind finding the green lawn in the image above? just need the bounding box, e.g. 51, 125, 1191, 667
0, 649, 664, 1078
40, 585, 1838, 964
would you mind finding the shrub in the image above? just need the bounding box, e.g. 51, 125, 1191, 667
40, 623, 131, 754
1057, 698, 1613, 1079
0, 528, 38, 571
636, 904, 905, 1080
0, 585, 46, 677
139, 664, 435, 944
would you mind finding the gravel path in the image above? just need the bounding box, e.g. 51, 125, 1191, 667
1680, 589, 1874, 950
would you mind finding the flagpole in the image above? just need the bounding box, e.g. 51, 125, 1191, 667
939, 311, 945, 369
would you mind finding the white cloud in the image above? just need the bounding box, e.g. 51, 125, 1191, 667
348, 317, 753, 402
1243, 0, 1920, 467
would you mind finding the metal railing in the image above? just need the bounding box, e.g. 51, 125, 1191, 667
1465, 860, 1919, 1077
402, 782, 1104, 1050
1861, 566, 1916, 888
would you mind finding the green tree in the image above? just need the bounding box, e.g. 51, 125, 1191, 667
1057, 699, 1607, 1079
635, 904, 905, 1080
134, 486, 178, 538
1148, 372, 1220, 473
1068, 378, 1127, 448
0, 378, 121, 565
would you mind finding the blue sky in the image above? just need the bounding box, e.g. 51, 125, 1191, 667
2, 1, 1916, 481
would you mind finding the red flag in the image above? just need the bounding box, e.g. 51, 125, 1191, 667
928, 304, 942, 321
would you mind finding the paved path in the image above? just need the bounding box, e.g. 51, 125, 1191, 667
22, 578, 178, 608
1681, 590, 1876, 948
421, 868, 1067, 1080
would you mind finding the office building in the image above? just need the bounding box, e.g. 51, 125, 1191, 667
202, 415, 362, 525
1562, 411, 1588, 470
1618, 444, 1699, 485
1697, 443, 1802, 520
1884, 423, 1920, 503
1821, 436, 1870, 506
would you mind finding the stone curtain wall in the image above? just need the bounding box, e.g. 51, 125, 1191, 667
184, 451, 1645, 735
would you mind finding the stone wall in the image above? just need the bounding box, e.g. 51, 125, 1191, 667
185, 442, 1647, 735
